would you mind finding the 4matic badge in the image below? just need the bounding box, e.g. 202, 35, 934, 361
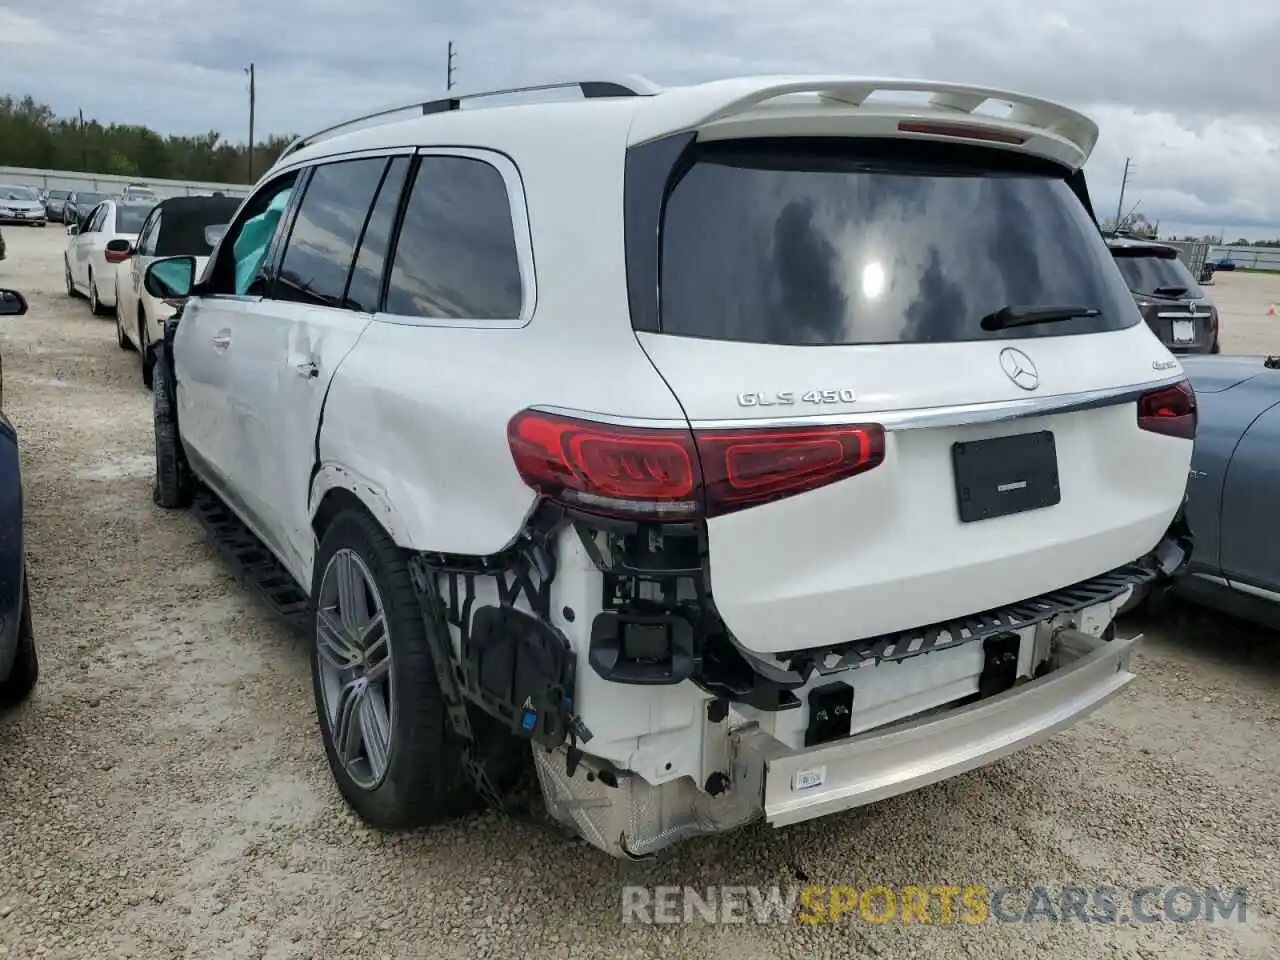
737, 388, 856, 407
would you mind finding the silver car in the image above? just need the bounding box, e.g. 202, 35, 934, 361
0, 185, 47, 227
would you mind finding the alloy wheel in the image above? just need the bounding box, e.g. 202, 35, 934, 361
315, 548, 394, 790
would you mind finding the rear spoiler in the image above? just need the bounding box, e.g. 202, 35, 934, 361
628, 76, 1099, 171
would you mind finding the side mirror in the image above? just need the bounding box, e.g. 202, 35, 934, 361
0, 290, 29, 317
66, 224, 79, 237
104, 238, 134, 263
144, 256, 197, 302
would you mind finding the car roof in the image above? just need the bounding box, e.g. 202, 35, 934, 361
274, 74, 1100, 177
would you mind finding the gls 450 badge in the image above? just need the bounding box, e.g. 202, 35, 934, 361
737, 388, 856, 407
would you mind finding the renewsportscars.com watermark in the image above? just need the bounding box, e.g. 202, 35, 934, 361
621, 885, 1248, 925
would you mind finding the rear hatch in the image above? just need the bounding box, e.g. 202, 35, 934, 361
634, 137, 1193, 654
1110, 245, 1217, 352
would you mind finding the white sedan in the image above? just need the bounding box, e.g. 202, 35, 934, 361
63, 198, 154, 315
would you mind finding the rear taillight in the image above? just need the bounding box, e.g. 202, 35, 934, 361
506, 410, 885, 521
897, 120, 1027, 145
1137, 381, 1197, 440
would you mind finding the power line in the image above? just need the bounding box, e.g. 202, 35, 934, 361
447, 42, 456, 91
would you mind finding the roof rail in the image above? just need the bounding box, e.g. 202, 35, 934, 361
280, 74, 662, 161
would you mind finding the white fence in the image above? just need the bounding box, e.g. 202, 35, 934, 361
0, 166, 250, 199
1206, 245, 1280, 273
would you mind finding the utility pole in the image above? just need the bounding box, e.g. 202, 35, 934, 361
447, 41, 456, 90
78, 109, 86, 170
1113, 157, 1132, 231
245, 63, 256, 182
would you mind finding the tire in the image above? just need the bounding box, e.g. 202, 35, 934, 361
115, 307, 130, 351
138, 313, 154, 389
0, 575, 38, 709
310, 509, 487, 829
152, 342, 193, 509
88, 271, 108, 316
64, 259, 76, 298
1210, 338, 1221, 355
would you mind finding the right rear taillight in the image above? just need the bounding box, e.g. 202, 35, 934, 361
506, 410, 885, 521
1137, 380, 1197, 440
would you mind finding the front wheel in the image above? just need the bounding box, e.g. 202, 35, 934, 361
64, 260, 76, 298
310, 510, 480, 829
138, 314, 154, 388
0, 575, 38, 708
152, 341, 193, 509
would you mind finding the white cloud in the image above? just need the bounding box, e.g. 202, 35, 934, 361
1, 0, 1277, 235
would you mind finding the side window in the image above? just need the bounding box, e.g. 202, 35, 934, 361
85, 205, 106, 233
274, 156, 390, 309
137, 211, 160, 256
201, 171, 299, 295
384, 156, 523, 320
343, 157, 410, 313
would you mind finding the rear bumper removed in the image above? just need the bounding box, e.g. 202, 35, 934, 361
743, 625, 1138, 827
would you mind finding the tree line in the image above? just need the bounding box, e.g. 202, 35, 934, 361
0, 94, 296, 185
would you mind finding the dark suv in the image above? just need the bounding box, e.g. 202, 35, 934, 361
1107, 237, 1219, 354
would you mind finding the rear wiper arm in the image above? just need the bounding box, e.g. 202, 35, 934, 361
1152, 285, 1188, 297
980, 304, 1101, 331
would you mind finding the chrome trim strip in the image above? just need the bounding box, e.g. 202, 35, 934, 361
532, 375, 1187, 432
1227, 579, 1280, 604
1191, 572, 1231, 588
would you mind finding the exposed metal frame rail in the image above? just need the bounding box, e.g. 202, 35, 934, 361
280, 74, 663, 161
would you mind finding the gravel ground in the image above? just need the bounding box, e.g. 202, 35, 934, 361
0, 225, 1279, 960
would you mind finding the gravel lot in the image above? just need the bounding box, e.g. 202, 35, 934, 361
1, 224, 1279, 960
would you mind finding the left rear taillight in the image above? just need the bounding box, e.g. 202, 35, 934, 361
1137, 380, 1197, 440
507, 410, 885, 521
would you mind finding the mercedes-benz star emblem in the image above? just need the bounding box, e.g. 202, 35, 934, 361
999, 347, 1039, 391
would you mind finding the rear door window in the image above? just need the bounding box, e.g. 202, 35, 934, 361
275, 157, 389, 309
658, 139, 1142, 345
384, 155, 524, 320
1112, 251, 1203, 299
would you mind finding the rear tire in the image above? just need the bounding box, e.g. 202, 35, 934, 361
152, 342, 193, 509
88, 271, 108, 316
115, 310, 131, 350
64, 260, 76, 298
311, 510, 481, 829
0, 576, 38, 709
138, 313, 154, 389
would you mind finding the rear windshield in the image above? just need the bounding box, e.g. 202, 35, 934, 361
115, 205, 150, 234
659, 140, 1141, 345
1112, 250, 1203, 299
155, 200, 240, 256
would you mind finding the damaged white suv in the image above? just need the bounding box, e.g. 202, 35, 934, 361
144, 74, 1195, 858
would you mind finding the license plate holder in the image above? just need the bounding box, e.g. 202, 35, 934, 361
1172, 319, 1195, 343
952, 431, 1061, 523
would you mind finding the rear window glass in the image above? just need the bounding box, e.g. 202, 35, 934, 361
155, 200, 241, 256
115, 205, 150, 234
659, 140, 1141, 345
1112, 251, 1203, 299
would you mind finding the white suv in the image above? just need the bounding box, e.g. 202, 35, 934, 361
142, 74, 1195, 859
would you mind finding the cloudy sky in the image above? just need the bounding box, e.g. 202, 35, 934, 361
1, 0, 1277, 238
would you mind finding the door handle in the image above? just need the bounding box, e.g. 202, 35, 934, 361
211, 333, 231, 350
294, 359, 319, 379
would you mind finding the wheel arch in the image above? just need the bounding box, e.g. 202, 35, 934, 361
310, 471, 408, 550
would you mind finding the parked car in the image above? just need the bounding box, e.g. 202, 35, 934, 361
0, 185, 47, 227
63, 191, 109, 225
63, 199, 153, 315
113, 195, 240, 386
1165, 354, 1280, 624
120, 184, 158, 203
1210, 258, 1237, 272
0, 288, 38, 709
141, 74, 1195, 859
1107, 237, 1220, 354
41, 189, 71, 221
